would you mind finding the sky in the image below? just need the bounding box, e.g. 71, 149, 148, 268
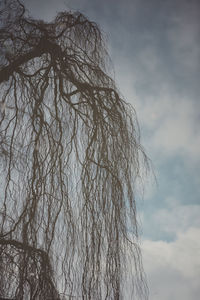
24, 0, 200, 299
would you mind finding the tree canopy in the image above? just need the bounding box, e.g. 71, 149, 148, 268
0, 0, 149, 299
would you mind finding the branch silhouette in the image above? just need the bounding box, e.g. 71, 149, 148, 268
0, 1, 149, 299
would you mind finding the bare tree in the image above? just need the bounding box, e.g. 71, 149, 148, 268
0, 0, 149, 299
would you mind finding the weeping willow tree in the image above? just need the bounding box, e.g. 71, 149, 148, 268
0, 0, 149, 299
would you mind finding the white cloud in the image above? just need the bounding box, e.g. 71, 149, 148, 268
114, 49, 200, 166
134, 91, 200, 165
142, 227, 200, 300
153, 203, 200, 236
140, 201, 200, 240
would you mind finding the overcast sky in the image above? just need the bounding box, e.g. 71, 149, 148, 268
24, 0, 200, 299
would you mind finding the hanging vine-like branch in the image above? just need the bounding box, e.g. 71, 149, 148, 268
0, 0, 149, 299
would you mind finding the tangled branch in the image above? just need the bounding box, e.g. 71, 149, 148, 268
0, 1, 149, 299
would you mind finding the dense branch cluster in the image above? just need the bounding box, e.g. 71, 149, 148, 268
0, 0, 148, 299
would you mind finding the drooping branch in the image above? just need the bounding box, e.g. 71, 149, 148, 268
0, 1, 149, 299
0, 238, 60, 299
0, 37, 62, 83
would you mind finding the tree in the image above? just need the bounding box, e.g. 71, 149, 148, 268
0, 0, 149, 299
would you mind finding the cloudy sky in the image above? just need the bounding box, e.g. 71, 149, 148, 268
25, 0, 200, 299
